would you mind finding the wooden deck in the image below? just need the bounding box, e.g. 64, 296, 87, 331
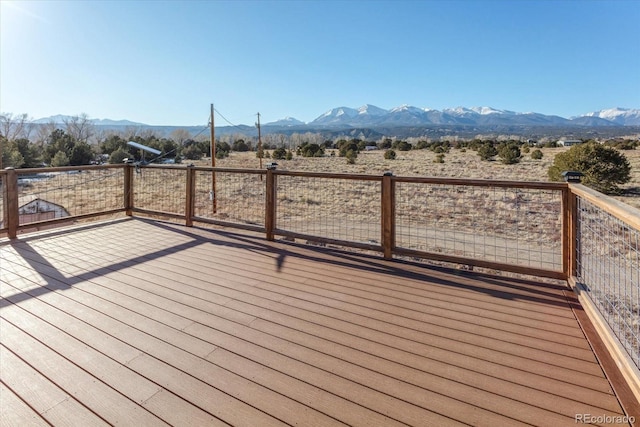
0, 218, 634, 426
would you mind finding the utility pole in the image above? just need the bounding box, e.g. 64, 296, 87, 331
210, 103, 217, 213
256, 112, 263, 171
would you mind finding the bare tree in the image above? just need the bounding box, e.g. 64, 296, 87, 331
0, 113, 33, 140
262, 133, 280, 148
122, 126, 145, 140
35, 121, 59, 145
64, 113, 95, 143
138, 128, 158, 140
170, 128, 191, 145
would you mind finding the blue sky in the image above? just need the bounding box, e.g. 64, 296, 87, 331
1, 0, 639, 126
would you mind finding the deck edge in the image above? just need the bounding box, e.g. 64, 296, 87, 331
567, 277, 640, 425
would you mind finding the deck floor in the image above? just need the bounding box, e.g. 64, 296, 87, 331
0, 218, 631, 426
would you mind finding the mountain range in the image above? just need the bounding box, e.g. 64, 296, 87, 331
33, 106, 640, 128
270, 105, 640, 127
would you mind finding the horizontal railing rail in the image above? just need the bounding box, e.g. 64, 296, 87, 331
569, 184, 640, 384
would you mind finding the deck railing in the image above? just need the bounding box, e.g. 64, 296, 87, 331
2, 164, 639, 379
568, 184, 640, 386
1, 165, 126, 233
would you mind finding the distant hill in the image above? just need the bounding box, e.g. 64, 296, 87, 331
32, 115, 147, 127
28, 106, 640, 140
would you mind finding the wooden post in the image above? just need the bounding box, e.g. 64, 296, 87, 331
124, 164, 134, 216
257, 112, 263, 172
5, 168, 18, 239
381, 172, 395, 259
561, 186, 571, 279
569, 188, 579, 279
185, 165, 195, 227
265, 167, 277, 241
211, 103, 217, 214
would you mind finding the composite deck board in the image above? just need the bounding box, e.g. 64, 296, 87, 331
2, 258, 505, 426
0, 320, 169, 426
197, 243, 582, 325
90, 231, 582, 330
5, 236, 611, 396
96, 242, 593, 361
180, 248, 590, 347
130, 258, 602, 373
0, 347, 108, 427
152, 243, 585, 340
22, 226, 574, 340
0, 218, 631, 426
0, 382, 50, 427
0, 272, 340, 426
0, 229, 616, 416
107, 238, 589, 343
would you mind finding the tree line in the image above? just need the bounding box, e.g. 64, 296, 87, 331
1, 113, 635, 195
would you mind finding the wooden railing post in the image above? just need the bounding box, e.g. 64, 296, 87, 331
265, 166, 277, 241
124, 164, 134, 216
562, 172, 583, 280
185, 165, 195, 227
4, 167, 18, 239
381, 172, 395, 259
561, 186, 571, 279
569, 188, 579, 278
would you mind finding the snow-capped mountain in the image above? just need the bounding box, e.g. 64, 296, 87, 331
265, 117, 305, 127
579, 108, 640, 126
357, 104, 387, 117
306, 104, 584, 127
33, 106, 640, 134
312, 106, 359, 125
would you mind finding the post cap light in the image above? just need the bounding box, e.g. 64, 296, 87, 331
562, 171, 584, 183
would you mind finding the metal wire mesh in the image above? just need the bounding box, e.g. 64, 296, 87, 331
14, 167, 125, 226
193, 169, 266, 228
395, 182, 563, 271
576, 196, 640, 370
0, 172, 5, 232
133, 166, 185, 216
275, 174, 381, 245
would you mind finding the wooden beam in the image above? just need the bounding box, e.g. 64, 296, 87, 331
4, 168, 18, 239
185, 165, 195, 227
265, 168, 276, 241
381, 173, 395, 259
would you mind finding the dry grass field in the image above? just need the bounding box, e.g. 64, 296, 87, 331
204, 146, 640, 210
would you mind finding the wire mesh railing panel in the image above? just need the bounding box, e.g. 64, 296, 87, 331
276, 175, 381, 245
133, 167, 186, 216
193, 170, 266, 228
576, 196, 640, 370
15, 168, 125, 225
395, 182, 563, 271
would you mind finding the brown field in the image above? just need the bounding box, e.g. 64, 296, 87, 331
202, 146, 640, 210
